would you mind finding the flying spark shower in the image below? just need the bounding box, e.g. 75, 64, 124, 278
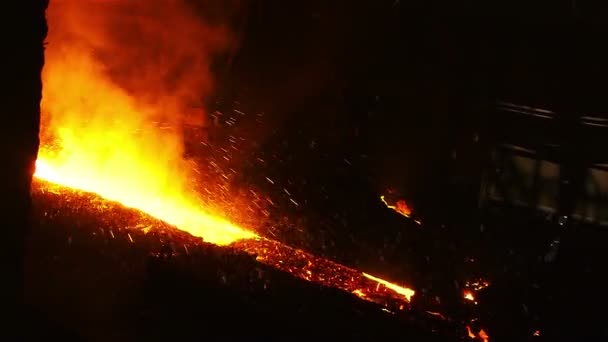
36, 0, 415, 310
38, 0, 254, 245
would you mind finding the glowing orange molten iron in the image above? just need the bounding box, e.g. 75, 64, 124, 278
34, 162, 415, 308
35, 159, 256, 245
36, 0, 414, 311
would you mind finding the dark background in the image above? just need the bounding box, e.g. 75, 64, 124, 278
203, 0, 608, 273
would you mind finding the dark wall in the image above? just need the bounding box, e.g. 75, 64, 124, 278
0, 1, 48, 336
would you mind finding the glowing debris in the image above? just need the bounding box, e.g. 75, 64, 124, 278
380, 195, 412, 218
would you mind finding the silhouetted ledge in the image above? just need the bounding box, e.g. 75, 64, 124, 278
0, 1, 47, 337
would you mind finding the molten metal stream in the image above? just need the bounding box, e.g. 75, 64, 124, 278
34, 166, 415, 307
35, 158, 256, 246
37, 0, 414, 310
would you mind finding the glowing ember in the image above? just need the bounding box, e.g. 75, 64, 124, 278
465, 325, 489, 342
465, 279, 490, 292
466, 326, 476, 339
479, 329, 489, 342
380, 195, 412, 218
533, 330, 540, 337
233, 239, 415, 306
352, 289, 366, 298
464, 290, 476, 302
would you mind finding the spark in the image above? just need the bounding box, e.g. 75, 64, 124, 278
425, 311, 446, 320
466, 279, 490, 292
465, 325, 489, 342
37, 158, 257, 246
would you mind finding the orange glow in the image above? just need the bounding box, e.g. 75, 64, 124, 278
37, 1, 254, 245
466, 326, 489, 341
380, 195, 412, 218
36, 0, 416, 313
466, 326, 476, 339
35, 159, 256, 245
465, 279, 490, 292
35, 180, 416, 309
233, 238, 415, 305
464, 290, 476, 302
362, 273, 415, 302
479, 329, 489, 342
352, 289, 367, 298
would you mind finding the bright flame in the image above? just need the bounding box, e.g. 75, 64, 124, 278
37, 0, 255, 245
380, 195, 412, 218
466, 279, 490, 292
35, 159, 256, 245
464, 290, 476, 301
